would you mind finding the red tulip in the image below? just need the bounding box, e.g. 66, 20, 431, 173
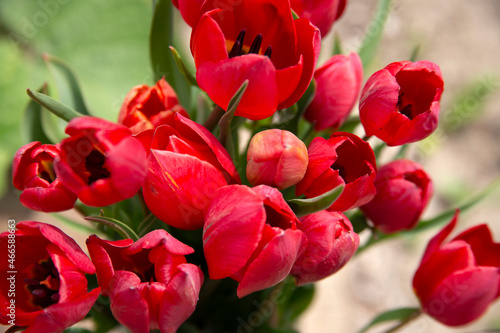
361, 159, 433, 233
296, 132, 376, 212
179, 0, 320, 120
359, 60, 444, 146
203, 185, 307, 298
54, 116, 147, 207
12, 142, 77, 212
143, 113, 241, 230
118, 78, 188, 135
246, 129, 308, 189
304, 52, 363, 131
413, 211, 500, 326
292, 210, 359, 285
86, 230, 203, 333
290, 0, 347, 37
0, 221, 100, 333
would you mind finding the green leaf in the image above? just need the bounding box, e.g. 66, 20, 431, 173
358, 307, 420, 333
43, 54, 92, 115
287, 185, 344, 217
22, 83, 53, 144
52, 213, 106, 237
169, 46, 199, 87
218, 80, 249, 150
358, 0, 393, 69
40, 108, 68, 144
150, 0, 191, 107
281, 284, 315, 324
333, 33, 344, 56
85, 214, 139, 241
27, 89, 83, 122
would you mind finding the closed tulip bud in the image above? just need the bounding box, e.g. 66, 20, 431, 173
86, 230, 203, 333
12, 142, 77, 212
203, 185, 307, 298
246, 129, 308, 189
118, 78, 188, 135
413, 211, 500, 326
290, 0, 347, 37
305, 52, 363, 131
361, 159, 433, 233
292, 211, 359, 285
54, 116, 147, 207
359, 60, 444, 146
296, 132, 377, 212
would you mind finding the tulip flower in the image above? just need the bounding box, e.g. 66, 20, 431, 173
292, 210, 359, 285
304, 52, 363, 131
203, 185, 307, 298
359, 60, 444, 146
86, 230, 203, 333
246, 129, 308, 189
361, 159, 433, 233
296, 132, 376, 212
54, 116, 147, 207
290, 0, 347, 37
143, 113, 241, 230
118, 77, 189, 135
0, 221, 100, 333
413, 211, 500, 326
179, 0, 320, 120
12, 142, 77, 212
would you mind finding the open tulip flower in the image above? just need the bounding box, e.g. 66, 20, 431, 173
118, 77, 188, 135
86, 230, 204, 333
54, 116, 147, 207
359, 60, 444, 146
296, 132, 377, 212
290, 0, 347, 37
12, 141, 77, 212
0, 222, 100, 333
203, 184, 307, 298
143, 113, 241, 230
413, 211, 500, 326
361, 159, 433, 233
292, 210, 359, 285
178, 0, 320, 120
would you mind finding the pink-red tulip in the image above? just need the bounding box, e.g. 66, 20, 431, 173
292, 210, 359, 285
290, 0, 347, 37
359, 60, 444, 146
178, 0, 320, 120
118, 78, 188, 135
361, 159, 433, 233
413, 211, 500, 326
305, 52, 363, 131
203, 185, 307, 298
0, 221, 100, 333
246, 129, 308, 189
86, 230, 203, 333
143, 113, 241, 230
54, 116, 147, 207
12, 142, 77, 212
296, 132, 376, 212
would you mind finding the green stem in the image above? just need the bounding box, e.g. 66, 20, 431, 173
382, 309, 422, 333
204, 105, 225, 132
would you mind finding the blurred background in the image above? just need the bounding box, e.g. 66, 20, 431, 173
0, 0, 499, 332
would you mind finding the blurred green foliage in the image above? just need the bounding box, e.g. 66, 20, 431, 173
0, 0, 152, 197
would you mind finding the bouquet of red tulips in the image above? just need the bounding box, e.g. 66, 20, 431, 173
1, 0, 499, 332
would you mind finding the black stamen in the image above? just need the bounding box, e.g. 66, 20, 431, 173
264, 45, 272, 58
248, 34, 263, 54
32, 289, 47, 298
229, 29, 246, 58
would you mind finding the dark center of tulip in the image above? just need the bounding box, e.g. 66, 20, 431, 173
25, 257, 60, 309
264, 204, 293, 230
135, 264, 157, 283
395, 70, 440, 120
85, 149, 111, 184
331, 141, 372, 184
38, 160, 56, 183
228, 29, 272, 59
